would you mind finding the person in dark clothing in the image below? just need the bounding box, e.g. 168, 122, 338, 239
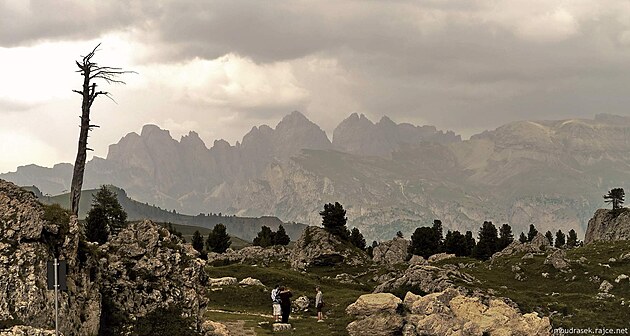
278, 286, 293, 323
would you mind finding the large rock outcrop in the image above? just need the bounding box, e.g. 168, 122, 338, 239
0, 180, 214, 335
98, 220, 209, 333
346, 291, 551, 336
490, 232, 551, 261
289, 226, 370, 270
0, 180, 101, 336
372, 238, 409, 265
585, 209, 630, 244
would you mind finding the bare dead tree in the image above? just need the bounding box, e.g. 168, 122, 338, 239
70, 44, 134, 216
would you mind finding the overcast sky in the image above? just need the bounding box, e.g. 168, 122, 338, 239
3, 0, 630, 173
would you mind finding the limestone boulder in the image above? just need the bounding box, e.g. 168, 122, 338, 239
346, 293, 401, 316
293, 296, 310, 311
491, 233, 550, 261
544, 249, 570, 270
347, 314, 404, 336
239, 277, 264, 286
289, 226, 370, 270
372, 238, 409, 265
428, 253, 456, 263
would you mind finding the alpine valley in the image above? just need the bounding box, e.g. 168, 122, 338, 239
4, 112, 630, 241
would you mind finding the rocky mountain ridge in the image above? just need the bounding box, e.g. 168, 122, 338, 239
4, 112, 630, 240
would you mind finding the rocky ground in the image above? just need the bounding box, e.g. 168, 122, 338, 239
2, 178, 629, 335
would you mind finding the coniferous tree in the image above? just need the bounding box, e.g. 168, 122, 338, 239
545, 231, 554, 245
604, 188, 625, 210
192, 230, 204, 253
206, 223, 231, 253
567, 229, 578, 248
444, 230, 468, 256
396, 231, 404, 238
85, 185, 127, 244
320, 202, 350, 240
464, 231, 476, 257
349, 227, 366, 250
432, 220, 444, 252
372, 241, 379, 248
519, 232, 528, 243
408, 226, 440, 258
473, 221, 498, 260
527, 224, 539, 242
85, 207, 109, 244
274, 225, 291, 246
555, 230, 566, 248
253, 226, 275, 247
498, 224, 514, 250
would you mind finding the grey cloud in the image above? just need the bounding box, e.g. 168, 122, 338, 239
6, 0, 630, 137
0, 0, 140, 46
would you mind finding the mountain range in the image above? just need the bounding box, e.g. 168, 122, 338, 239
4, 111, 630, 240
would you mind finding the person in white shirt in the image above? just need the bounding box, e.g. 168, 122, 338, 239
271, 284, 281, 322
315, 286, 324, 322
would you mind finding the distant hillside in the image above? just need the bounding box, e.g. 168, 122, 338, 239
23, 185, 306, 242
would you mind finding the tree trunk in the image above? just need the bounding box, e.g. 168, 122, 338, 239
70, 72, 92, 216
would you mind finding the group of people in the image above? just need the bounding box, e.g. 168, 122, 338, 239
271, 285, 324, 323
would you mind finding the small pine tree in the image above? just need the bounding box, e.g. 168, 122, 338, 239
192, 230, 204, 253
349, 227, 366, 250
519, 232, 527, 243
206, 223, 231, 253
497, 224, 514, 250
527, 224, 538, 242
473, 221, 498, 260
555, 230, 566, 248
85, 185, 127, 244
396, 231, 404, 238
320, 202, 349, 240
604, 188, 625, 210
253, 226, 275, 247
372, 240, 379, 248
273, 225, 291, 246
567, 229, 578, 248
545, 231, 554, 245
85, 207, 109, 244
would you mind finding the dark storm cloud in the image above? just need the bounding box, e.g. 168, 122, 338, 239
5, 0, 630, 136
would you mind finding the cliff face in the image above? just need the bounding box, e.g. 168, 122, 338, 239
585, 208, 630, 244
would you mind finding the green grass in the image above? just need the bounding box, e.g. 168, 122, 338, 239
439, 241, 630, 329
204, 262, 376, 335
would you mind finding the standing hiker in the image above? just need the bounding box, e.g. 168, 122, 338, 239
315, 286, 324, 322
271, 284, 281, 322
278, 286, 293, 323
